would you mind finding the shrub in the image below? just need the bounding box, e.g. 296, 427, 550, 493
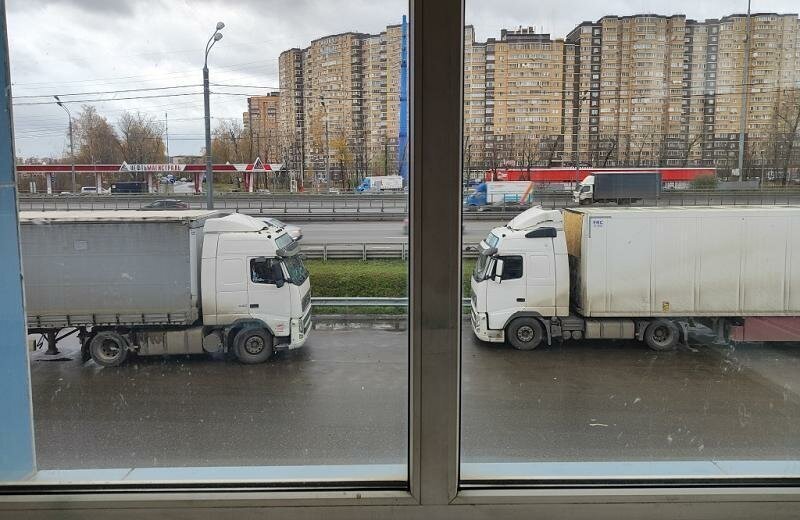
690, 174, 718, 189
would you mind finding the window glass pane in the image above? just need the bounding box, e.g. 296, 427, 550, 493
462, 0, 800, 481
7, 0, 409, 483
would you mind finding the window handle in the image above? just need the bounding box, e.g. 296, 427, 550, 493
516, 297, 525, 302
250, 304, 259, 308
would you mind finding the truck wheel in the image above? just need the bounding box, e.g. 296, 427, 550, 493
233, 328, 274, 364
507, 318, 544, 350
89, 331, 129, 367
644, 319, 680, 351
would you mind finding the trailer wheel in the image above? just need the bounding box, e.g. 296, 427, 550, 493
89, 331, 129, 367
507, 318, 544, 350
644, 319, 680, 351
233, 328, 274, 364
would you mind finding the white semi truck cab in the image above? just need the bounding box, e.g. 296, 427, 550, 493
470, 208, 570, 348
200, 213, 312, 355
471, 206, 800, 351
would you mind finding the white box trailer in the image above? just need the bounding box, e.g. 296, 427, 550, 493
470, 206, 800, 351
566, 206, 800, 317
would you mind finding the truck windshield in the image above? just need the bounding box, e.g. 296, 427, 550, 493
473, 252, 493, 282
283, 255, 309, 285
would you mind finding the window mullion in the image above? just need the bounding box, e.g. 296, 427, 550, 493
409, 0, 464, 505
0, 4, 35, 482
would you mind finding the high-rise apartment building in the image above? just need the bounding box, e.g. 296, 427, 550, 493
276, 12, 799, 176
278, 48, 304, 170
242, 93, 281, 163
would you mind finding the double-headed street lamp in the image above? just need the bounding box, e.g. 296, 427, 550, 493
203, 21, 225, 209
54, 95, 76, 193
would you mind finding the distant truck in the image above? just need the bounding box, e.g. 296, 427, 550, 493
20, 211, 312, 366
573, 171, 661, 205
356, 175, 404, 192
111, 181, 147, 194
470, 206, 800, 351
464, 181, 534, 208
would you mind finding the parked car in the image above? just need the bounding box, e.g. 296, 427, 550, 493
80, 186, 98, 194
328, 187, 340, 194
139, 199, 190, 210
262, 217, 303, 241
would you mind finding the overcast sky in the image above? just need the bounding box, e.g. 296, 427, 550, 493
8, 0, 799, 159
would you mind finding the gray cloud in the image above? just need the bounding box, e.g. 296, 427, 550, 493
8, 0, 139, 15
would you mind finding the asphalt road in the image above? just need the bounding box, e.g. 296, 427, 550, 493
295, 220, 504, 244
31, 326, 800, 470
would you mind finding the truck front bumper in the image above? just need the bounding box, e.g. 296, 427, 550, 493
471, 306, 504, 343
288, 307, 312, 349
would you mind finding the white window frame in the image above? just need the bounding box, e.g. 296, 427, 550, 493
3, 1, 800, 517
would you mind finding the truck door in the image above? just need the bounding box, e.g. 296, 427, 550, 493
248, 257, 292, 337
215, 257, 250, 322
486, 255, 525, 330
525, 253, 556, 315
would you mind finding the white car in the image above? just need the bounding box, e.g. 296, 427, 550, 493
262, 217, 303, 241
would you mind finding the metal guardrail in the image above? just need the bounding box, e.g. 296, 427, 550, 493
17, 196, 409, 214
18, 190, 800, 219
302, 243, 480, 260
311, 297, 471, 307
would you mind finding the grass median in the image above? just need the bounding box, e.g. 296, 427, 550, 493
307, 259, 475, 314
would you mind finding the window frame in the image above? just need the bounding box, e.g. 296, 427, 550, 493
3, 1, 800, 517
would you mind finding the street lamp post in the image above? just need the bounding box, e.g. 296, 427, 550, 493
320, 96, 329, 193
54, 95, 76, 193
203, 21, 225, 209
574, 91, 589, 189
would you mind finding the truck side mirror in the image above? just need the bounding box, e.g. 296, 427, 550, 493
494, 258, 504, 283
272, 262, 285, 288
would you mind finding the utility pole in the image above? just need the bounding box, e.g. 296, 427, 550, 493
321, 96, 329, 193
574, 91, 588, 189
54, 95, 76, 193
203, 21, 225, 208
164, 112, 170, 162
737, 0, 751, 182
384, 138, 389, 176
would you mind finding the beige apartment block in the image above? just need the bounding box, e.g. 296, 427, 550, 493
463, 25, 488, 172
275, 12, 798, 175
278, 23, 406, 179
278, 48, 304, 169
490, 27, 566, 167
242, 93, 281, 163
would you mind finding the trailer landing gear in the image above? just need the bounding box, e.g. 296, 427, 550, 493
44, 331, 60, 356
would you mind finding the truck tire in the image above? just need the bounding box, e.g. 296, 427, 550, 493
233, 328, 274, 364
507, 318, 544, 350
89, 331, 129, 367
644, 319, 680, 351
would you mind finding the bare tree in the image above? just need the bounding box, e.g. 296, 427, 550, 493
682, 134, 702, 167
211, 119, 248, 164
73, 105, 122, 164
770, 88, 800, 185
117, 112, 166, 164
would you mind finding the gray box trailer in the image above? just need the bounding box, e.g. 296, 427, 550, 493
593, 171, 661, 203
20, 210, 218, 330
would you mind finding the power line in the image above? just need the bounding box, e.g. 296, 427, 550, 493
13, 84, 203, 99
13, 92, 203, 106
